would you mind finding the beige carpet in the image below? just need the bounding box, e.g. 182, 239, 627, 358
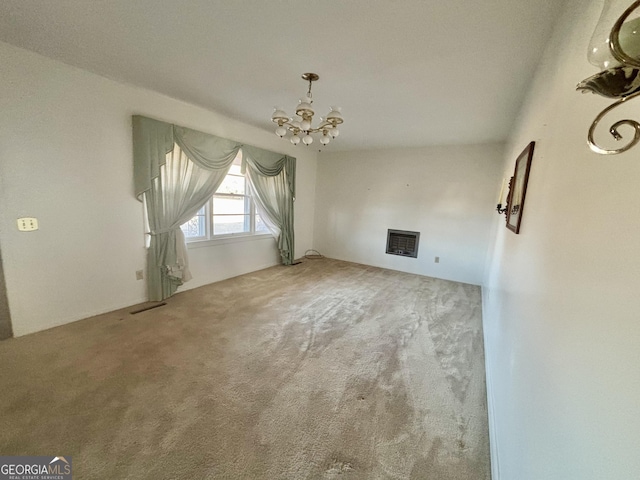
0, 258, 491, 479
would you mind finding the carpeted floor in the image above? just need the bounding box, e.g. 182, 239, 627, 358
0, 258, 491, 479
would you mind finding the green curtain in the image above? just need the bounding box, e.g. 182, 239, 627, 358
133, 116, 174, 200
133, 115, 296, 300
174, 126, 240, 170
242, 146, 296, 265
144, 145, 233, 300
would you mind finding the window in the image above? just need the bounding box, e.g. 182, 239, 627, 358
180, 153, 269, 241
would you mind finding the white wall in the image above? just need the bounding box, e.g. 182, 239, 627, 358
0, 41, 317, 337
314, 144, 503, 285
482, 0, 640, 479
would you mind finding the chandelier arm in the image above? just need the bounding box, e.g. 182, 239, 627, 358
285, 124, 333, 135
610, 0, 640, 68
285, 127, 322, 135
587, 90, 640, 154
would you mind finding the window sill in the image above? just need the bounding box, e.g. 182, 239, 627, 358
186, 233, 273, 249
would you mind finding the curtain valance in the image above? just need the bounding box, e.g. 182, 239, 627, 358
133, 116, 174, 200
133, 115, 295, 199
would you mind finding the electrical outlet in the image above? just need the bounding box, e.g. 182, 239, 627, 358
136, 270, 144, 280
435, 256, 440, 263
17, 217, 38, 231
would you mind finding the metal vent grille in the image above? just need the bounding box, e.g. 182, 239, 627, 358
386, 229, 420, 258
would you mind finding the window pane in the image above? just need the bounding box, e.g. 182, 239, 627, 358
213, 195, 248, 215
216, 174, 245, 195
181, 206, 206, 238
255, 214, 269, 233
213, 215, 250, 235
228, 163, 242, 175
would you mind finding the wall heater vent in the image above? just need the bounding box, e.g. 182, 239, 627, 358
386, 229, 420, 258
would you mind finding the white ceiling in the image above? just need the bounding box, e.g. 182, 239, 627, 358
0, 0, 565, 152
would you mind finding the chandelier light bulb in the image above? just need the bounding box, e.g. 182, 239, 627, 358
330, 128, 340, 138
302, 134, 313, 145
275, 126, 287, 137
320, 134, 331, 145
291, 135, 301, 145
300, 119, 311, 130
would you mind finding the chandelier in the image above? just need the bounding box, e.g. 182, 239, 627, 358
271, 73, 343, 146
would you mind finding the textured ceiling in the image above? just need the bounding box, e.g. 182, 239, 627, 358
0, 0, 565, 151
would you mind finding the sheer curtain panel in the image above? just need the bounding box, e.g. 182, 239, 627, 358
242, 146, 296, 265
144, 145, 232, 299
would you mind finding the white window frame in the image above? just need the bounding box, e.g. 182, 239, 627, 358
181, 159, 270, 244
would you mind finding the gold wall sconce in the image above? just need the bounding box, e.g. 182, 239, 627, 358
577, 1, 640, 154
496, 178, 510, 215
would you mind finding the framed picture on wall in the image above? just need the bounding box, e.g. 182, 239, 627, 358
506, 141, 535, 234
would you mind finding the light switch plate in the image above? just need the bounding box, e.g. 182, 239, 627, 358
17, 217, 38, 231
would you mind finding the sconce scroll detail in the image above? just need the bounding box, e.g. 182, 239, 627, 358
587, 89, 640, 154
